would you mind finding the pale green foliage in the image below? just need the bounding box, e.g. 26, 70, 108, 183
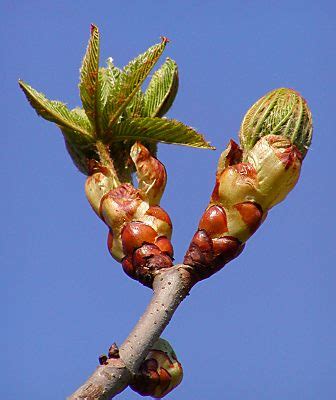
104, 41, 167, 131
79, 24, 100, 132
109, 117, 214, 149
143, 58, 178, 117
19, 25, 213, 177
126, 90, 145, 118
18, 81, 93, 142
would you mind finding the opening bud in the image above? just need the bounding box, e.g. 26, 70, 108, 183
239, 88, 312, 158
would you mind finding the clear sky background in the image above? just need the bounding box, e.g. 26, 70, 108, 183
2, 1, 336, 399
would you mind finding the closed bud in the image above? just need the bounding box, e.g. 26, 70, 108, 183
239, 88, 312, 158
130, 338, 183, 398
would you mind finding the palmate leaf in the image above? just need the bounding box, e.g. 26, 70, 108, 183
143, 58, 178, 117
106, 117, 214, 149
19, 80, 93, 142
79, 24, 100, 135
103, 40, 168, 133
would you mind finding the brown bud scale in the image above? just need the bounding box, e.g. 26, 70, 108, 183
121, 222, 157, 255
198, 205, 228, 238
155, 236, 174, 257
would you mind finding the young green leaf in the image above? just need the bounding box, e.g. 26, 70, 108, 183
106, 117, 215, 149
143, 58, 178, 117
104, 39, 168, 133
19, 80, 94, 140
126, 90, 145, 118
106, 57, 122, 82
79, 24, 100, 135
96, 60, 122, 127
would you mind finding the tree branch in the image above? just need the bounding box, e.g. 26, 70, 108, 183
68, 264, 194, 399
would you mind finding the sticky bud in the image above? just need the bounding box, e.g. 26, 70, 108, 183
130, 338, 183, 398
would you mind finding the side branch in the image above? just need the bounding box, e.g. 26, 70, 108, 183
68, 265, 193, 399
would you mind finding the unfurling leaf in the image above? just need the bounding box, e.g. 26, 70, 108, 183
20, 26, 214, 181
104, 40, 168, 132
19, 80, 93, 140
143, 58, 179, 117
106, 117, 215, 149
79, 24, 100, 134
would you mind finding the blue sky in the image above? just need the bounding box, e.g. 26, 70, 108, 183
2, 1, 336, 399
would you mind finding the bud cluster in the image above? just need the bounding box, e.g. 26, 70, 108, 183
85, 142, 174, 287
184, 88, 311, 281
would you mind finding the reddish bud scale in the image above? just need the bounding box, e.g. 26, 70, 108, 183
183, 228, 243, 281
123, 243, 173, 287
105, 205, 174, 287
198, 205, 228, 237
121, 256, 136, 279
155, 236, 174, 256
130, 341, 183, 398
121, 222, 158, 255
86, 143, 174, 288
118, 221, 173, 286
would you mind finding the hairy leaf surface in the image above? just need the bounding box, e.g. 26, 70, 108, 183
79, 24, 100, 134
143, 58, 178, 117
19, 80, 93, 140
107, 117, 214, 149
104, 40, 167, 132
